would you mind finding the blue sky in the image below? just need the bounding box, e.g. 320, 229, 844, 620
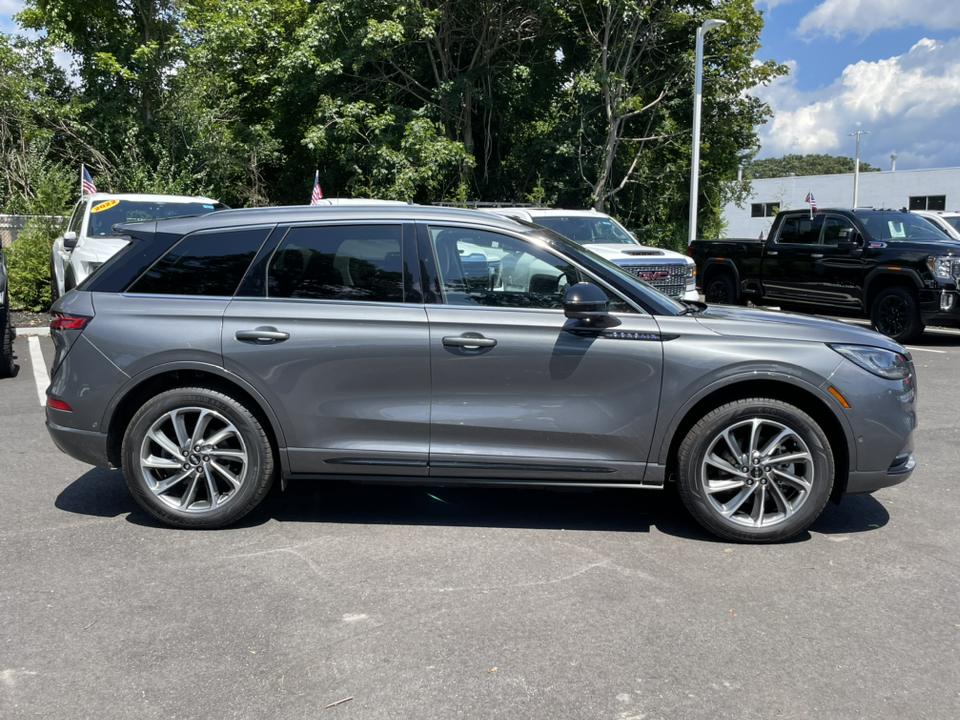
3, 1, 959, 172
752, 0, 960, 170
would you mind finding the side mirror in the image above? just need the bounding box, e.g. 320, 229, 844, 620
63, 231, 78, 250
563, 282, 621, 328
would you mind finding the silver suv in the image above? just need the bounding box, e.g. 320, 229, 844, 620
45, 205, 917, 542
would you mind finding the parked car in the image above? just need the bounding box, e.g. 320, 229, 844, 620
691, 207, 958, 343
51, 193, 228, 300
484, 207, 698, 301
0, 245, 14, 377
911, 209, 960, 241
46, 205, 917, 542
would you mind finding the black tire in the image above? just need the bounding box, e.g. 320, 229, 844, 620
63, 264, 76, 293
121, 387, 276, 528
870, 286, 924, 344
676, 398, 834, 543
0, 305, 15, 378
704, 273, 742, 305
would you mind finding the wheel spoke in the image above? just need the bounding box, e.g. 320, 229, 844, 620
772, 467, 812, 492
147, 428, 181, 459
768, 450, 811, 465
706, 478, 746, 495
205, 428, 233, 447
720, 483, 757, 518
759, 427, 793, 457
171, 409, 191, 448
203, 466, 220, 507
142, 455, 182, 470
705, 453, 747, 477
152, 468, 192, 495
720, 428, 742, 459
766, 480, 793, 518
749, 484, 767, 526
747, 418, 762, 455
209, 460, 242, 489
179, 474, 201, 509
190, 410, 215, 449
207, 449, 245, 460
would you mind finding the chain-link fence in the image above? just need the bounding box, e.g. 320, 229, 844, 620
1, 215, 67, 247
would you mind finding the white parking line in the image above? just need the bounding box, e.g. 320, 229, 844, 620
905, 346, 947, 354
27, 336, 50, 406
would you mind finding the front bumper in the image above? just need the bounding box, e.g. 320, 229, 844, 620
920, 288, 960, 325
846, 454, 916, 494
46, 418, 111, 468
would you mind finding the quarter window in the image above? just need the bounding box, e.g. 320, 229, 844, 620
267, 225, 404, 303
128, 227, 270, 296
778, 215, 823, 245
821, 217, 856, 245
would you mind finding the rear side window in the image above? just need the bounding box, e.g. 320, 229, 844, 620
128, 227, 270, 296
267, 225, 404, 303
778, 215, 822, 244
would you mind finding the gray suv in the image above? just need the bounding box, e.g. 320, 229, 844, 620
45, 206, 917, 542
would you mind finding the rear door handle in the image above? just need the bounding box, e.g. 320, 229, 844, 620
766, 251, 778, 256
235, 327, 290, 344
442, 333, 497, 348
810, 253, 824, 258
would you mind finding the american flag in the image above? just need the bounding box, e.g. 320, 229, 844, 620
805, 191, 818, 216
310, 170, 323, 205
81, 165, 97, 195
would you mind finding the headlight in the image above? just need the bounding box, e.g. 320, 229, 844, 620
927, 255, 959, 281
686, 264, 696, 278
829, 344, 911, 380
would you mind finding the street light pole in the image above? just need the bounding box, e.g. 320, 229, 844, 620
688, 18, 726, 246
849, 130, 869, 208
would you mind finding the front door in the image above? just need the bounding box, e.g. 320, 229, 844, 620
421, 223, 664, 483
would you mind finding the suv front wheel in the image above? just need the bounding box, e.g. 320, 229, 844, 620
121, 387, 275, 528
676, 398, 834, 543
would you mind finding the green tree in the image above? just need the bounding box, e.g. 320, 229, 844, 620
747, 153, 881, 179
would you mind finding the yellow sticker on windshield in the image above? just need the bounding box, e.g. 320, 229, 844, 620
91, 199, 119, 213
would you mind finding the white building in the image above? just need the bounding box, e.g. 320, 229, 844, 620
721, 166, 960, 239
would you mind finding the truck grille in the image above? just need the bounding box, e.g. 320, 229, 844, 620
621, 262, 687, 298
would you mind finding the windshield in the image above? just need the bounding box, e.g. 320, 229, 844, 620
87, 200, 224, 237
944, 216, 960, 233
532, 215, 637, 245
518, 223, 686, 314
858, 211, 948, 242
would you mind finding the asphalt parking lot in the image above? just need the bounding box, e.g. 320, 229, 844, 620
2, 325, 959, 720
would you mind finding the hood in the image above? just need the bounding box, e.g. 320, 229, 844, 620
694, 305, 906, 352
78, 234, 131, 261
587, 244, 690, 262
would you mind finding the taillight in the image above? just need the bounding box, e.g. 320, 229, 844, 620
47, 398, 73, 412
50, 313, 90, 330
686, 245, 693, 257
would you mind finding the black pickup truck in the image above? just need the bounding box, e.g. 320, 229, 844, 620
690, 208, 960, 343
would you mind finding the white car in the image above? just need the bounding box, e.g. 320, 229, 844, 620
52, 193, 227, 300
911, 210, 960, 241
482, 207, 698, 301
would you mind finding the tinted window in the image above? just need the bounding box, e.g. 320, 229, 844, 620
129, 227, 270, 296
88, 200, 225, 236
533, 215, 634, 245
428, 226, 634, 312
821, 216, 856, 244
268, 225, 404, 303
859, 212, 946, 241
68, 202, 84, 234
778, 215, 822, 244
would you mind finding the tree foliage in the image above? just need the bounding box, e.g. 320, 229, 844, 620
747, 153, 881, 179
4, 0, 785, 254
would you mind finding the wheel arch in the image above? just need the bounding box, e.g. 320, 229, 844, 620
863, 268, 923, 309
104, 364, 287, 472
699, 259, 741, 298
659, 377, 852, 505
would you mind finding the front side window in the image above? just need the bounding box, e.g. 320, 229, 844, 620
267, 225, 404, 303
129, 227, 270, 296
67, 202, 85, 234
427, 226, 634, 312
821, 216, 856, 245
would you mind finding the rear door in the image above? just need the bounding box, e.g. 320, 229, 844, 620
222, 221, 432, 477
761, 213, 824, 303
802, 213, 865, 308
420, 223, 664, 483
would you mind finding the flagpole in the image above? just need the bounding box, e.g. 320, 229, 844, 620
80, 163, 84, 197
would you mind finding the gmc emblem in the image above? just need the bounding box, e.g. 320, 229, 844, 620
637, 270, 669, 281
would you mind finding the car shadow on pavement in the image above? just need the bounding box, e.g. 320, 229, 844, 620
55, 470, 891, 542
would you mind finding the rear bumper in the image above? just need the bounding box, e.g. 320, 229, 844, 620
46, 418, 111, 468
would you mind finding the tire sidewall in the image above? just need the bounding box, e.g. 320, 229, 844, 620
122, 388, 271, 528
678, 400, 834, 543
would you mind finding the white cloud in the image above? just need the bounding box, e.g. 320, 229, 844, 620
798, 0, 960, 39
753, 36, 960, 169
0, 0, 23, 15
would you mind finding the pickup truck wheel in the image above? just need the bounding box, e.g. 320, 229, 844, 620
705, 273, 742, 305
121, 387, 276, 529
676, 398, 834, 543
871, 286, 924, 344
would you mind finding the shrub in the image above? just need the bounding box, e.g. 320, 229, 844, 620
6, 215, 64, 311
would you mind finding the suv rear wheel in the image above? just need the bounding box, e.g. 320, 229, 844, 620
871, 286, 924, 344
121, 387, 275, 528
676, 398, 834, 543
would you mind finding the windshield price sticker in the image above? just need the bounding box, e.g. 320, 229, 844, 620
92, 199, 120, 213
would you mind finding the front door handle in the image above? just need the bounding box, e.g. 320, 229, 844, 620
810, 253, 824, 258
235, 327, 290, 344
442, 333, 497, 349
766, 251, 778, 256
